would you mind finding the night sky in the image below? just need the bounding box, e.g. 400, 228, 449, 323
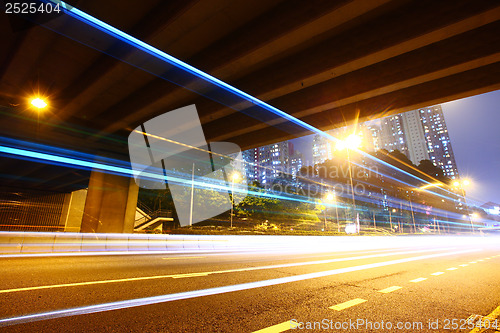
442, 90, 500, 205
290, 89, 500, 205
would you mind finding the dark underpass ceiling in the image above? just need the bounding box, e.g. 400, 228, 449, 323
1, 0, 500, 191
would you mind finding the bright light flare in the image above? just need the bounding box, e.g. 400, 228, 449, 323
418, 182, 443, 190
453, 179, 471, 188
325, 193, 335, 201
336, 133, 362, 150
345, 223, 358, 234
30, 98, 47, 109
231, 172, 240, 182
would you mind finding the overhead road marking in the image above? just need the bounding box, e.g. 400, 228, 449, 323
378, 286, 402, 294
0, 249, 478, 327
252, 321, 291, 333
330, 298, 367, 311
446, 267, 458, 271
410, 278, 427, 283
0, 248, 448, 294
431, 272, 444, 276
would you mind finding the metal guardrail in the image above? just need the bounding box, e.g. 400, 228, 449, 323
0, 232, 493, 256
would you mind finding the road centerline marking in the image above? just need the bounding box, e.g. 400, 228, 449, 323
446, 267, 458, 271
330, 298, 367, 311
410, 277, 427, 283
0, 248, 479, 327
431, 272, 444, 276
378, 286, 402, 293
0, 248, 449, 294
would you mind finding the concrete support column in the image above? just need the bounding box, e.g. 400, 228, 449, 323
59, 189, 88, 232
81, 170, 139, 233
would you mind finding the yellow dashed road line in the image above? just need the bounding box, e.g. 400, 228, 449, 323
447, 267, 458, 271
431, 272, 444, 276
410, 277, 427, 283
330, 298, 367, 311
378, 286, 402, 294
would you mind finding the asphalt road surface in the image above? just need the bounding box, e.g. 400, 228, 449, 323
1, 236, 500, 332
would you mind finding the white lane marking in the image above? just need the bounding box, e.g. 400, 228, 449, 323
446, 267, 458, 271
0, 248, 447, 294
0, 249, 479, 327
410, 277, 427, 283
330, 298, 367, 311
378, 286, 402, 294
431, 272, 444, 276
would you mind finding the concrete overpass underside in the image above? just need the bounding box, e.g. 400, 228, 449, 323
1, 0, 500, 232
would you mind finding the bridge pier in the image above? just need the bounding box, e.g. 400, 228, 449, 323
81, 169, 139, 233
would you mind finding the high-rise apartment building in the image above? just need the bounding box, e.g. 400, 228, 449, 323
418, 105, 459, 179
378, 105, 459, 179
401, 110, 429, 164
243, 141, 303, 185
312, 134, 333, 166
244, 105, 458, 184
380, 114, 408, 156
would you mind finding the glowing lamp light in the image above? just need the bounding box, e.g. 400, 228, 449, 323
325, 193, 334, 201
31, 98, 47, 109
336, 133, 362, 150
231, 172, 240, 182
345, 223, 358, 234
453, 179, 470, 188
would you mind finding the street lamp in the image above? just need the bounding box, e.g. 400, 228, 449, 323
335, 133, 362, 232
30, 97, 47, 109
453, 179, 473, 233
325, 192, 340, 233
230, 172, 240, 228
323, 192, 333, 232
